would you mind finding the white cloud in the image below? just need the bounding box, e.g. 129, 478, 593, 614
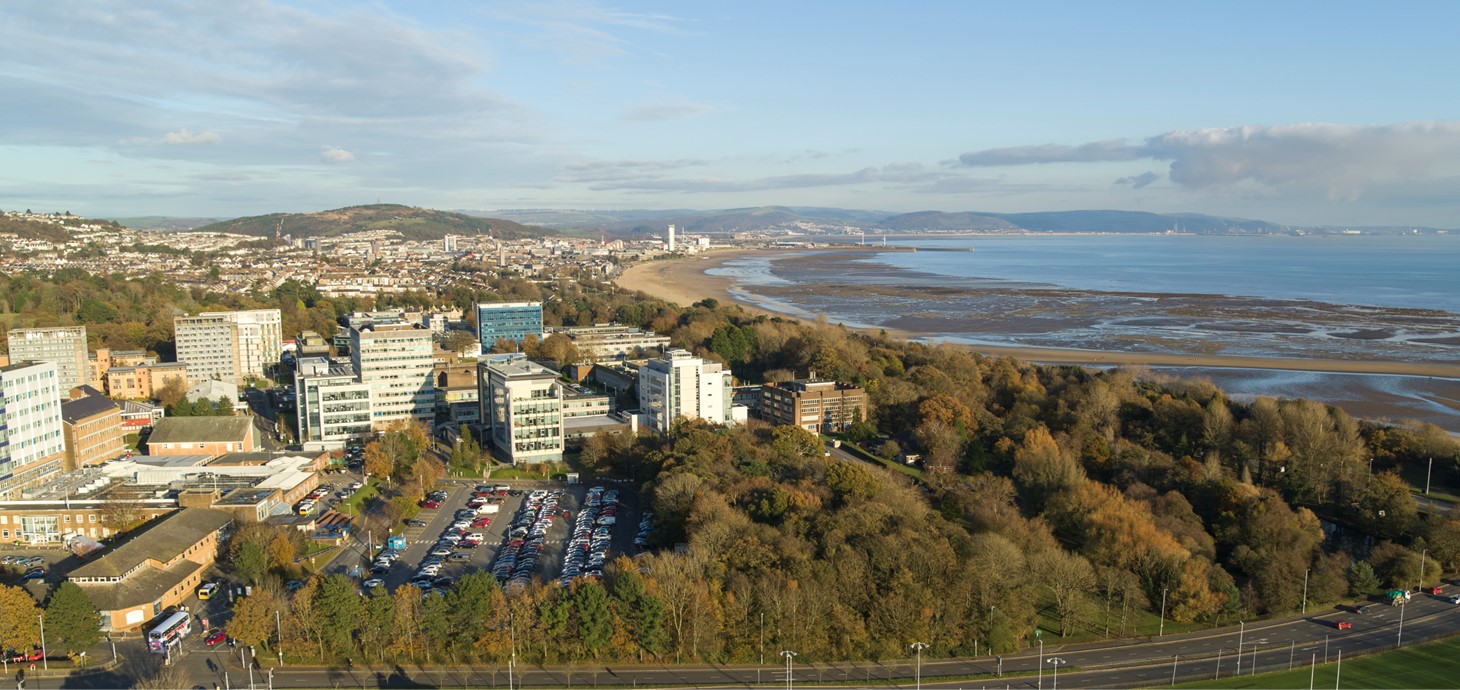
958, 121, 1460, 201
119, 128, 222, 146
621, 99, 711, 123
162, 129, 222, 145
320, 147, 355, 163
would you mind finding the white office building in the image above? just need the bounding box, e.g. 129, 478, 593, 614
638, 349, 734, 432
0, 361, 67, 499
350, 323, 434, 429
5, 326, 89, 390
294, 357, 373, 449
551, 324, 671, 360
174, 309, 282, 388
478, 355, 563, 464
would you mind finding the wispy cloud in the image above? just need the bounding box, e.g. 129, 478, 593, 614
1115, 171, 1160, 189
957, 121, 1460, 201
120, 128, 222, 146
621, 99, 710, 123
485, 1, 686, 58
560, 160, 969, 193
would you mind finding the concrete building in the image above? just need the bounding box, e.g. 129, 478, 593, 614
173, 309, 282, 388
144, 417, 258, 457
61, 386, 126, 470
294, 357, 372, 449
761, 379, 868, 433
104, 362, 188, 400
562, 386, 613, 418
476, 301, 543, 349
0, 361, 67, 500
434, 363, 480, 424
350, 323, 434, 429
6, 326, 89, 390
478, 355, 563, 464
69, 508, 233, 631
553, 324, 671, 360
638, 349, 733, 432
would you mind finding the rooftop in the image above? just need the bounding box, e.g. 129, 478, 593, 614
79, 558, 207, 612
70, 508, 232, 579
146, 416, 253, 444
61, 391, 120, 424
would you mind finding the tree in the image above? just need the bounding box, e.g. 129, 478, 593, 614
363, 442, 393, 483
234, 540, 268, 585
43, 582, 100, 655
229, 590, 280, 647
314, 574, 364, 657
1347, 560, 1381, 595
1034, 549, 1095, 636
216, 395, 236, 416
0, 585, 41, 652
1012, 426, 1084, 510
156, 376, 187, 407
101, 497, 148, 533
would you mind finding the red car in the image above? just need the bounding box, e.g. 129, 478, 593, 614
1425, 586, 1444, 595
7, 648, 43, 663
419, 499, 441, 509
1335, 621, 1352, 630
205, 629, 228, 646
470, 518, 492, 528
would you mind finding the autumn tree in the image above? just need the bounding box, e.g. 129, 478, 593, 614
1033, 549, 1095, 636
1012, 426, 1084, 510
229, 589, 281, 647
0, 585, 41, 652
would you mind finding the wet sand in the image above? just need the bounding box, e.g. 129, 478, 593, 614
616, 249, 1460, 380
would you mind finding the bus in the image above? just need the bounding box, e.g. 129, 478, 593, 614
146, 611, 191, 654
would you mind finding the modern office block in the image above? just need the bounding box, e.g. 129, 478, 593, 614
174, 310, 281, 388
638, 349, 732, 432
476, 302, 543, 350
478, 355, 562, 464
0, 361, 67, 499
350, 323, 434, 429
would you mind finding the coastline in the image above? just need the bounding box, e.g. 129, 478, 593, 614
615, 249, 1460, 381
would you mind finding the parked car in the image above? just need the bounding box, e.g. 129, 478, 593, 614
405, 519, 428, 527
363, 579, 384, 589
198, 582, 219, 600
1443, 595, 1460, 605
205, 629, 228, 646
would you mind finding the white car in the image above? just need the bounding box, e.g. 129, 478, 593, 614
363, 579, 384, 589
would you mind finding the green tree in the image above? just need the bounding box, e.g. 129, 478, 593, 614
43, 582, 101, 655
314, 574, 364, 657
234, 541, 268, 585
216, 396, 236, 416
573, 581, 614, 658
1347, 559, 1381, 595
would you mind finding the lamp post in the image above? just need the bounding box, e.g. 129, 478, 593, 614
1171, 655, 1179, 686
780, 650, 797, 690
1418, 549, 1428, 591
1397, 596, 1406, 648
1038, 638, 1044, 690
910, 642, 928, 690
509, 611, 517, 690
248, 646, 256, 690
37, 615, 47, 670
275, 610, 284, 667
1302, 568, 1311, 615
1047, 657, 1066, 690
1159, 587, 1168, 637
1236, 621, 1245, 675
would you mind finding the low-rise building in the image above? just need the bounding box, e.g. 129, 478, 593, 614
61, 386, 126, 469
562, 386, 612, 418
551, 324, 670, 360
69, 507, 233, 631
435, 363, 480, 424
118, 400, 164, 432
761, 379, 868, 433
104, 362, 188, 400
144, 417, 258, 457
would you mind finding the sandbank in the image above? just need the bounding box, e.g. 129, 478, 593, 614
615, 250, 1460, 380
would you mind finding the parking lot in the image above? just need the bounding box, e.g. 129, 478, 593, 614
362, 479, 647, 596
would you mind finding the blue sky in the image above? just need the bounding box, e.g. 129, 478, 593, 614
3, 1, 1460, 225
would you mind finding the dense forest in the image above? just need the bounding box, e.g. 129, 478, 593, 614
4, 266, 1459, 666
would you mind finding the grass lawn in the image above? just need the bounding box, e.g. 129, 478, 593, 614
337, 479, 379, 516
1177, 634, 1460, 688
829, 436, 926, 482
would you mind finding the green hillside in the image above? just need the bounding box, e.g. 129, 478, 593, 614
195, 204, 550, 241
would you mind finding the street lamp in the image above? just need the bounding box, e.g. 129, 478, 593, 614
910, 642, 929, 690
248, 646, 256, 690
509, 611, 517, 690
1047, 657, 1066, 690
1159, 587, 1168, 637
1302, 568, 1311, 615
1236, 621, 1246, 674
37, 614, 47, 670
780, 650, 797, 690
1417, 548, 1429, 592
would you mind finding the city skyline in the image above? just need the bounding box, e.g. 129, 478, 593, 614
3, 1, 1460, 226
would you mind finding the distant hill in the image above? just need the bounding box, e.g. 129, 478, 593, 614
196, 204, 550, 241
879, 209, 1285, 234
0, 212, 123, 242
109, 216, 224, 231
486, 205, 893, 235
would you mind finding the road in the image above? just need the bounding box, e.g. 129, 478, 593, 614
52, 582, 1458, 689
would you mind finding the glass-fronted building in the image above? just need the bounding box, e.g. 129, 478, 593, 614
476, 302, 543, 350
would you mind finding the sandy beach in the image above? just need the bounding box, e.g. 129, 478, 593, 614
616, 249, 1460, 380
